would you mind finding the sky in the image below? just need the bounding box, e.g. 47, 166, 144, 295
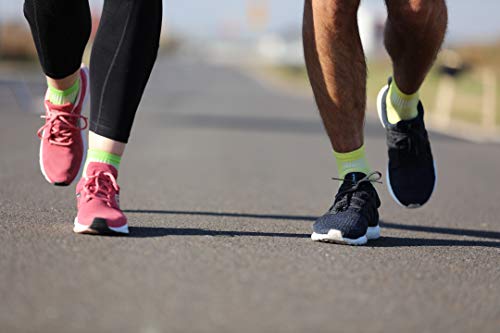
1, 0, 499, 44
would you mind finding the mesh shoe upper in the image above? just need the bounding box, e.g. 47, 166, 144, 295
384, 101, 436, 207
38, 66, 89, 185
313, 172, 381, 239
76, 162, 127, 229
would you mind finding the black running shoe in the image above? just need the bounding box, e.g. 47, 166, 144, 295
312, 172, 382, 245
377, 79, 437, 208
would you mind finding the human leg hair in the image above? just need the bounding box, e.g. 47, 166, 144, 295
302, 0, 365, 153
384, 0, 448, 93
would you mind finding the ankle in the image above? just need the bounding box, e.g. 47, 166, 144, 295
83, 148, 122, 175
334, 145, 371, 179
386, 79, 419, 124
47, 78, 80, 105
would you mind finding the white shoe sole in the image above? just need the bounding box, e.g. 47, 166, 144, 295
311, 225, 380, 246
376, 84, 438, 209
73, 217, 129, 235
39, 65, 90, 185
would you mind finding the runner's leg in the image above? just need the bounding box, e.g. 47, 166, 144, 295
385, 0, 448, 94
75, 0, 162, 235
375, 0, 447, 208
24, 0, 91, 86
303, 0, 365, 154
89, 0, 162, 145
303, 0, 381, 245
24, 0, 91, 185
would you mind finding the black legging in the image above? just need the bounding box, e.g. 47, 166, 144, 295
24, 0, 162, 143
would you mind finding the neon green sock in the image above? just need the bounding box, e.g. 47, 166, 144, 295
47, 78, 80, 105
334, 145, 371, 179
386, 79, 419, 124
83, 148, 122, 175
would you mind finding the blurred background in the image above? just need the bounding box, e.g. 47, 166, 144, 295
1, 0, 500, 138
1, 2, 500, 332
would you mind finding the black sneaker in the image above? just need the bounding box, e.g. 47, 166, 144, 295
311, 172, 382, 245
377, 79, 437, 208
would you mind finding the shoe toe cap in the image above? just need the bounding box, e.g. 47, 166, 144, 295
389, 165, 436, 207
41, 143, 83, 184
313, 211, 368, 239
77, 202, 127, 229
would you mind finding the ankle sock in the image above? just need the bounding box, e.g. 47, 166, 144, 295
47, 78, 80, 105
386, 79, 419, 124
83, 148, 122, 175
334, 145, 371, 179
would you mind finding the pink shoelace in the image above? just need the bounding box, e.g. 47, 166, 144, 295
82, 171, 120, 207
37, 105, 88, 146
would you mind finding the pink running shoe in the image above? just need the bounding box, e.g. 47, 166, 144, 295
74, 162, 129, 235
37, 65, 89, 186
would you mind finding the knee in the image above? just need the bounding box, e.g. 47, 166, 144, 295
388, 0, 445, 27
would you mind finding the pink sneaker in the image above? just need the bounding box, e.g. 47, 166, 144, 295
37, 65, 89, 186
74, 162, 129, 235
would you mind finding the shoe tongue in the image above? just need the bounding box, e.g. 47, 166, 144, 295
85, 162, 118, 178
344, 172, 367, 184
395, 108, 423, 128
45, 100, 75, 112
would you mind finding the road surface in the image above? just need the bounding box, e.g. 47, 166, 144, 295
0, 57, 499, 333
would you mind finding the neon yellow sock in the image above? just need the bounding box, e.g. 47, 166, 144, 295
386, 79, 419, 124
334, 145, 371, 179
47, 78, 80, 105
83, 148, 122, 175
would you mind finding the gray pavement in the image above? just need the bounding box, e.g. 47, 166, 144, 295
0, 57, 499, 333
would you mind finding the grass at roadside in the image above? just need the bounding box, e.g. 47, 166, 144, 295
267, 43, 500, 128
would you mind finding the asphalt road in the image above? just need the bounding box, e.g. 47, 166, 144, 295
0, 57, 499, 333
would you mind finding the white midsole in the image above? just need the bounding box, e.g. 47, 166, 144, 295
73, 217, 129, 234
311, 226, 380, 246
376, 84, 390, 129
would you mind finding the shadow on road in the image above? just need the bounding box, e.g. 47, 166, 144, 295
124, 209, 500, 247
128, 227, 309, 239
125, 209, 316, 222
369, 237, 500, 248
379, 221, 500, 240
